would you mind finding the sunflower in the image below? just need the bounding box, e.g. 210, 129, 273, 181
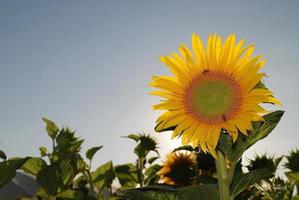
158, 152, 197, 187
285, 149, 299, 172
150, 33, 281, 158
247, 154, 276, 175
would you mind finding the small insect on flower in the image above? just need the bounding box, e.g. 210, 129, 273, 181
158, 152, 197, 187
150, 33, 282, 158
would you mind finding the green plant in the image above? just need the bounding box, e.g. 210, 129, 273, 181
117, 134, 161, 189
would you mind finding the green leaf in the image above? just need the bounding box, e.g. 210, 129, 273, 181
115, 163, 138, 188
140, 184, 178, 191
74, 154, 86, 172
36, 165, 60, 196
36, 187, 50, 199
118, 184, 218, 200
147, 156, 159, 164
172, 145, 195, 152
42, 117, 59, 139
117, 185, 179, 200
179, 184, 218, 200
286, 172, 299, 184
155, 121, 176, 133
60, 161, 75, 187
219, 110, 284, 164
92, 161, 115, 190
0, 157, 29, 188
195, 175, 217, 184
21, 157, 47, 176
144, 164, 162, 185
292, 195, 299, 200
39, 146, 47, 157
230, 169, 273, 199
123, 134, 141, 142
86, 146, 103, 161
0, 150, 6, 160
56, 189, 84, 199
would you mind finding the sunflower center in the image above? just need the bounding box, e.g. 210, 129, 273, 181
185, 72, 242, 123
193, 80, 233, 117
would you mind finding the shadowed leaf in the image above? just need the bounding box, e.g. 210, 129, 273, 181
115, 163, 138, 188
92, 161, 115, 190
0, 150, 6, 160
22, 157, 47, 176
36, 165, 60, 196
219, 110, 284, 164
86, 146, 103, 161
0, 157, 29, 188
230, 169, 273, 199
172, 145, 194, 152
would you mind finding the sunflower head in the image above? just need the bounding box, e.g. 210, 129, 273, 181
150, 33, 281, 158
285, 149, 299, 172
247, 154, 276, 174
158, 152, 197, 187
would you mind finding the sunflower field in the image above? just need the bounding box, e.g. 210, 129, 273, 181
1, 34, 298, 200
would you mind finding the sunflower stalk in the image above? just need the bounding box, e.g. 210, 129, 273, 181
86, 169, 96, 196
215, 150, 232, 200
137, 157, 144, 188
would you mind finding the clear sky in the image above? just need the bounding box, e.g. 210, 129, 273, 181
0, 1, 298, 168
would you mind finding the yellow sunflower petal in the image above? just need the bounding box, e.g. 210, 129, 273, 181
151, 33, 282, 157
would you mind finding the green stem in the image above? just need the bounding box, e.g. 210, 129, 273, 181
85, 169, 95, 196
137, 158, 144, 188
215, 150, 230, 200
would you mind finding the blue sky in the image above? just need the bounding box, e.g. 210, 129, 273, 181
0, 1, 298, 168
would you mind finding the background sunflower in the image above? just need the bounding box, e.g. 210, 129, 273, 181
158, 152, 197, 187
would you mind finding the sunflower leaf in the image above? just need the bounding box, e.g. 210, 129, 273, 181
36, 164, 60, 196
21, 157, 47, 176
230, 168, 273, 199
147, 156, 160, 164
144, 164, 162, 185
219, 110, 284, 164
92, 160, 115, 190
86, 146, 103, 161
179, 184, 218, 200
118, 188, 179, 200
117, 185, 179, 200
195, 175, 217, 184
155, 122, 176, 133
0, 150, 6, 160
172, 145, 195, 152
285, 172, 299, 184
0, 157, 29, 188
115, 163, 138, 188
56, 189, 85, 199
292, 195, 299, 200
